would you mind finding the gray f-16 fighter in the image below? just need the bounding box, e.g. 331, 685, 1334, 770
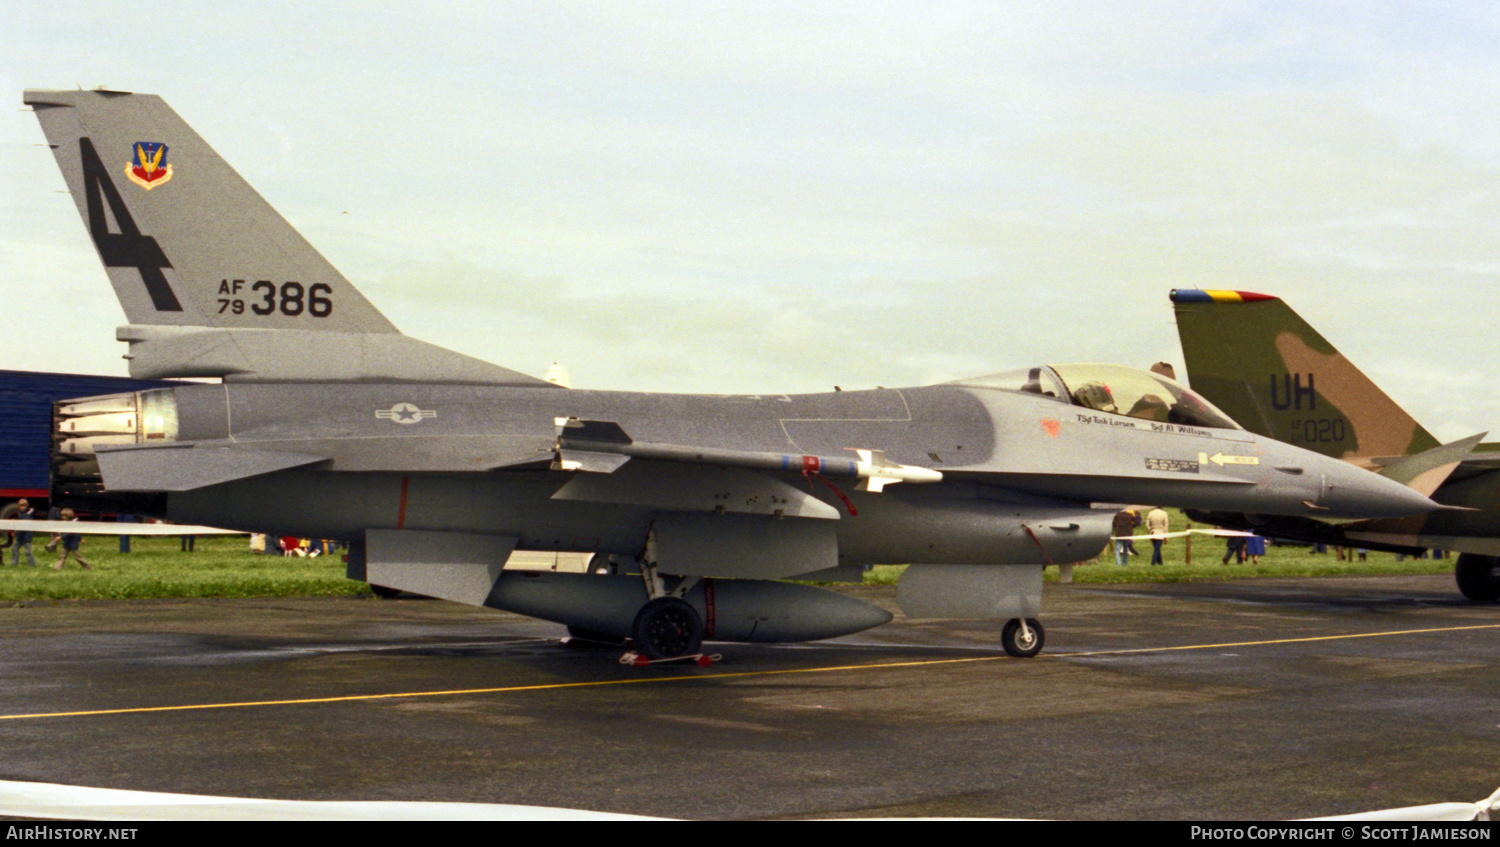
20, 90, 1446, 660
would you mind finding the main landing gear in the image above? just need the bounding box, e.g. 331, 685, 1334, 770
1001, 617, 1045, 658
627, 546, 709, 662
631, 597, 705, 661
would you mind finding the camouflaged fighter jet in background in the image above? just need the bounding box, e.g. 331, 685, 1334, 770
16, 90, 1449, 661
1171, 289, 1500, 602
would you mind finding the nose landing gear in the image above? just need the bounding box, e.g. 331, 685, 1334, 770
1001, 617, 1044, 658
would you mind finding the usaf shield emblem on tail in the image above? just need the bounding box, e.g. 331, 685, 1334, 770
125, 141, 173, 190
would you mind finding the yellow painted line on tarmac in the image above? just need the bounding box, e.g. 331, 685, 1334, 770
3, 622, 1496, 722
1066, 622, 1500, 657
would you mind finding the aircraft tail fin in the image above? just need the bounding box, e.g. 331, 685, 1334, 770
25, 89, 552, 386
1170, 289, 1437, 464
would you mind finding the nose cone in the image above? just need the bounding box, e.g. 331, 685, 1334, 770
1311, 459, 1443, 520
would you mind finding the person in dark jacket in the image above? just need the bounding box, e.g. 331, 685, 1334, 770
10, 499, 36, 567
1111, 509, 1139, 566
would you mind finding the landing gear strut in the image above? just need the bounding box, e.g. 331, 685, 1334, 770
1001, 617, 1045, 658
631, 597, 704, 660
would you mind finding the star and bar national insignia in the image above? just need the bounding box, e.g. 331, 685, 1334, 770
376, 403, 437, 425
125, 142, 173, 190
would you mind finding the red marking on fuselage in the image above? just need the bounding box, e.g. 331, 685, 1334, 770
397, 476, 409, 529
1041, 419, 1061, 438
1023, 525, 1056, 566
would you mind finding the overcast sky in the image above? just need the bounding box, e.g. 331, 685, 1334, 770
3, 2, 1497, 440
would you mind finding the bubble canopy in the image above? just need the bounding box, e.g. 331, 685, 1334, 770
948, 364, 1243, 431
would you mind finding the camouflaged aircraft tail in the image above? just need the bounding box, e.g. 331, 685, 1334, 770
25, 89, 554, 386
1170, 289, 1438, 466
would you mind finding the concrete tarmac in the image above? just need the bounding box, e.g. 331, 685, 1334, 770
0, 573, 1495, 820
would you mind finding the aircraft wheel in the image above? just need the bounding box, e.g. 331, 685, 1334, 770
631, 597, 704, 660
1455, 554, 1500, 602
1001, 618, 1045, 658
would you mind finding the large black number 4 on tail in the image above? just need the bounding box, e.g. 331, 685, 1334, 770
79, 137, 183, 312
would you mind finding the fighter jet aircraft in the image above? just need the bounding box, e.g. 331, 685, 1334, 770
1170, 289, 1500, 601
17, 89, 1448, 661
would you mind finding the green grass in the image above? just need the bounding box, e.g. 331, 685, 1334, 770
0, 534, 368, 602
861, 509, 1457, 587
863, 549, 1454, 587
1059, 509, 1457, 584
1048, 546, 1454, 584
0, 516, 1458, 601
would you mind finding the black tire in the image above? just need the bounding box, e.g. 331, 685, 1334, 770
369, 583, 402, 599
1001, 618, 1045, 658
631, 597, 704, 660
1455, 554, 1500, 602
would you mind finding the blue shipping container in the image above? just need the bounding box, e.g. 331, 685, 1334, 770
0, 370, 178, 498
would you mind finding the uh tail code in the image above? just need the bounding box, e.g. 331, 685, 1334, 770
217, 279, 333, 317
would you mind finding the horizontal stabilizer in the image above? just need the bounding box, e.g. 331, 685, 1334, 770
94, 443, 327, 491
118, 325, 556, 386
1375, 432, 1487, 498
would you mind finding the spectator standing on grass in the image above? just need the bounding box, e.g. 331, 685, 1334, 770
1246, 532, 1265, 564
1111, 508, 1139, 566
44, 504, 62, 552
1221, 534, 1246, 565
1146, 507, 1169, 566
53, 509, 91, 571
9, 499, 36, 567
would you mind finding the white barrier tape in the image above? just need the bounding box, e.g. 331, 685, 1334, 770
0, 780, 661, 821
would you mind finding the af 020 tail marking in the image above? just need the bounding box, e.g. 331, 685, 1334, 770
79, 137, 182, 312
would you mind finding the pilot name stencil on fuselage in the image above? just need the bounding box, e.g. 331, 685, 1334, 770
1073, 413, 1215, 439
